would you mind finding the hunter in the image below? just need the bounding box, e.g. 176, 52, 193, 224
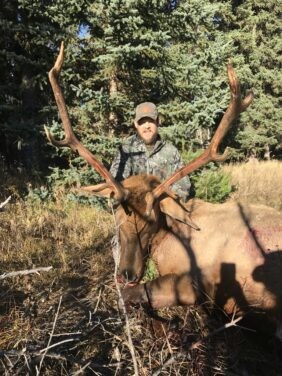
110, 102, 191, 201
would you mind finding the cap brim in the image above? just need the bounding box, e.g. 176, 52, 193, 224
135, 113, 158, 122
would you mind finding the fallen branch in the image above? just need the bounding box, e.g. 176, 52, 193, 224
152, 353, 186, 376
71, 361, 124, 376
0, 195, 11, 210
153, 312, 245, 376
0, 348, 122, 373
39, 338, 75, 354
71, 361, 92, 376
206, 313, 243, 337
36, 295, 62, 375
0, 266, 53, 280
110, 201, 139, 376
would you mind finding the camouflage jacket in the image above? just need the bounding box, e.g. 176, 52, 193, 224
110, 134, 191, 201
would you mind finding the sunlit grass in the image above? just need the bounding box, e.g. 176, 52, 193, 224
0, 199, 114, 272
223, 160, 282, 210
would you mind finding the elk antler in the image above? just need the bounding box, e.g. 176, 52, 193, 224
45, 42, 127, 202
147, 62, 253, 212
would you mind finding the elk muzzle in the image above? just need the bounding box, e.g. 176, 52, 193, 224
117, 237, 147, 284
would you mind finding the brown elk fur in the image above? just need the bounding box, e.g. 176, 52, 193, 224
101, 175, 282, 329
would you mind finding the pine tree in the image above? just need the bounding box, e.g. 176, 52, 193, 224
47, 0, 183, 188
0, 0, 88, 181
158, 0, 236, 154
52, 0, 237, 190
4, 0, 279, 193
210, 0, 281, 158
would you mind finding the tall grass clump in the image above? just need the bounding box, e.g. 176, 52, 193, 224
0, 197, 114, 271
223, 160, 282, 210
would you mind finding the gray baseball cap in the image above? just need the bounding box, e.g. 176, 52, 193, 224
134, 102, 158, 122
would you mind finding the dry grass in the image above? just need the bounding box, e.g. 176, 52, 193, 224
0, 169, 282, 374
223, 160, 282, 210
1, 199, 113, 269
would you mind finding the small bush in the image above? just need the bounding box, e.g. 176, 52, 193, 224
194, 169, 233, 203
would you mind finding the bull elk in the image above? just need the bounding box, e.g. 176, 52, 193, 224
45, 42, 282, 335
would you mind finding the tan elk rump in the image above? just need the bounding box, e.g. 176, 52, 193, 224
45, 42, 282, 334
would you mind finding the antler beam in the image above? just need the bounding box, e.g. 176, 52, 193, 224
45, 42, 126, 202
152, 62, 254, 200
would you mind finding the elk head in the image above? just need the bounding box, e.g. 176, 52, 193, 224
45, 42, 253, 284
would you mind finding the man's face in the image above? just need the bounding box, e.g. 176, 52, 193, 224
134, 117, 159, 145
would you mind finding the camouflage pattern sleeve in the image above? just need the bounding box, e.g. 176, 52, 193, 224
109, 145, 132, 181
170, 149, 191, 202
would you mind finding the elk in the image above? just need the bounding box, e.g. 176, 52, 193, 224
45, 43, 282, 332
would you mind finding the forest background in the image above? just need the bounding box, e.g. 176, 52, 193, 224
0, 0, 281, 201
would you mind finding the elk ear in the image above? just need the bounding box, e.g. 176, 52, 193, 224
160, 197, 200, 231
75, 183, 128, 200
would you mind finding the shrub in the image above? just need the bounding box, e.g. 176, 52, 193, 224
194, 169, 233, 203
143, 258, 159, 282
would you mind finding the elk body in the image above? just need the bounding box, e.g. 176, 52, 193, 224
116, 174, 282, 321
45, 43, 282, 331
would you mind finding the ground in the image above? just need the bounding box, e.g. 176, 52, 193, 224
0, 196, 282, 375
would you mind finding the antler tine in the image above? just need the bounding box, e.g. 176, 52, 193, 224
209, 61, 253, 162
152, 62, 254, 201
44, 41, 75, 147
45, 42, 126, 202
